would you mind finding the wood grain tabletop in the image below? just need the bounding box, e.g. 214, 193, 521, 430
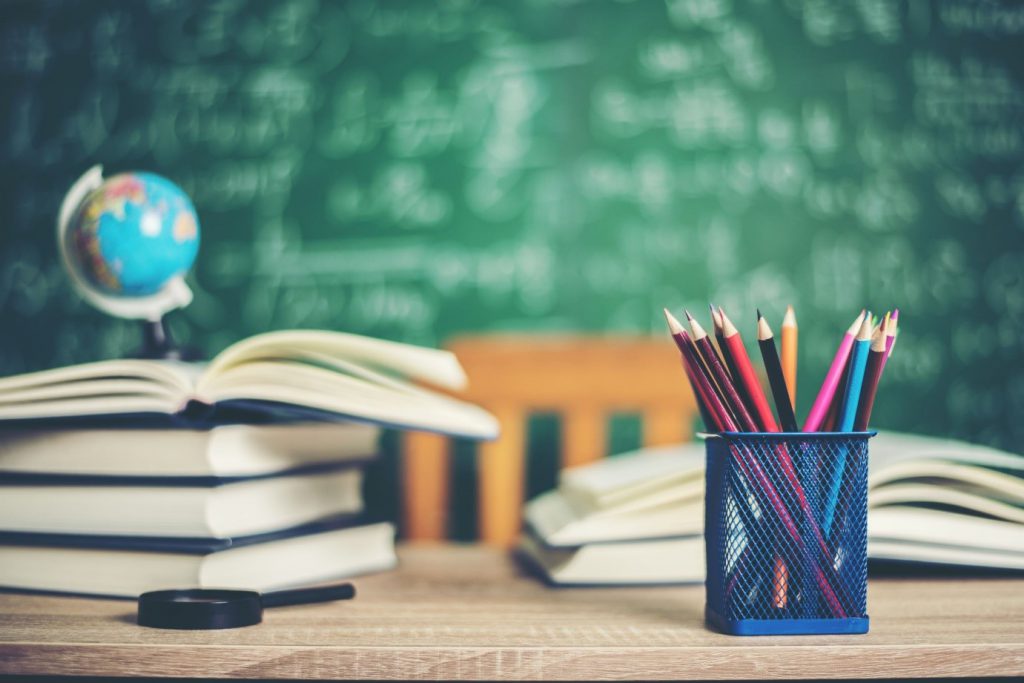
0, 544, 1022, 680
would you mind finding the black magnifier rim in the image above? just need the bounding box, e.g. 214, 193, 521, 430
138, 588, 263, 630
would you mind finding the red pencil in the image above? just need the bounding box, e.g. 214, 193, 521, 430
712, 304, 745, 403
719, 308, 779, 431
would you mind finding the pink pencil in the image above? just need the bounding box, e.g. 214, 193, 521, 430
803, 310, 866, 432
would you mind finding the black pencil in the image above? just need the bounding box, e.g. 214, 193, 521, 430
756, 310, 800, 432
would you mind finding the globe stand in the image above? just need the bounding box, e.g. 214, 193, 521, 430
137, 317, 201, 361
58, 166, 203, 363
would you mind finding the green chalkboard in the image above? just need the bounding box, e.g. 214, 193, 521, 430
2, 0, 1024, 481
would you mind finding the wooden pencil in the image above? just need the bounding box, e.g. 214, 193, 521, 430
719, 308, 779, 431
757, 312, 800, 432
881, 308, 899, 370
837, 314, 874, 432
804, 310, 866, 431
821, 379, 843, 432
822, 313, 874, 535
712, 304, 744, 391
664, 309, 734, 431
780, 305, 797, 410
706, 309, 732, 382
684, 310, 758, 431
752, 310, 798, 607
854, 319, 889, 431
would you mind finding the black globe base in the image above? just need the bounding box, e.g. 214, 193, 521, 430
136, 318, 201, 361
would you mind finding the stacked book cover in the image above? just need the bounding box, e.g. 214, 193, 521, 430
520, 432, 1024, 585
0, 330, 498, 598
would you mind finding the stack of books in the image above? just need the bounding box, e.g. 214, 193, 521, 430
520, 432, 1024, 585
0, 330, 498, 598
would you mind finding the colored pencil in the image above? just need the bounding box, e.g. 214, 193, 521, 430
754, 310, 798, 608
821, 379, 842, 432
881, 308, 899, 370
719, 308, 779, 432
684, 311, 758, 431
854, 319, 889, 431
780, 305, 797, 410
822, 314, 874, 535
711, 304, 744, 388
703, 305, 731, 377
664, 310, 716, 427
837, 314, 873, 432
756, 312, 800, 432
803, 310, 866, 431
664, 310, 734, 431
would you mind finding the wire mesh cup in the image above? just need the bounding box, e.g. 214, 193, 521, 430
704, 432, 875, 636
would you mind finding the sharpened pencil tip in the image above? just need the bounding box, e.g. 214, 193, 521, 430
857, 313, 874, 340
684, 309, 695, 321
709, 303, 723, 330
663, 308, 686, 335
848, 309, 867, 335
719, 307, 739, 337
782, 305, 796, 327
686, 311, 708, 339
756, 308, 763, 320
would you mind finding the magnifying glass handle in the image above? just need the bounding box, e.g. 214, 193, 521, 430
260, 582, 356, 608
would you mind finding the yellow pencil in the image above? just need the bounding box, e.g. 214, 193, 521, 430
780, 305, 797, 410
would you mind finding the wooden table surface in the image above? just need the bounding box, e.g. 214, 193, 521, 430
1, 544, 1022, 680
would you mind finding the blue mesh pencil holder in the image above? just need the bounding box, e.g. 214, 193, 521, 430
704, 432, 875, 636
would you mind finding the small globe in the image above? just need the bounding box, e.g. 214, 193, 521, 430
66, 172, 200, 297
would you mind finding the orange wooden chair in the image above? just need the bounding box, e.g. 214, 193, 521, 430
401, 336, 699, 547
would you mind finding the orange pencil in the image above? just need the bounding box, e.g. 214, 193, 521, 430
780, 305, 797, 410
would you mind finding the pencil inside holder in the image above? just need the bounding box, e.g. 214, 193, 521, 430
703, 432, 874, 636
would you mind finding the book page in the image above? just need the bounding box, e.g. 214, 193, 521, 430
204, 330, 468, 391
0, 360, 196, 420
870, 484, 1024, 525
199, 360, 498, 439
871, 431, 1024, 474
870, 459, 1024, 504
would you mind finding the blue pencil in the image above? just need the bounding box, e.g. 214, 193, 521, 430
822, 313, 874, 535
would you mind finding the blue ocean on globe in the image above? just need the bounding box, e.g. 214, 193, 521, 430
69, 172, 200, 297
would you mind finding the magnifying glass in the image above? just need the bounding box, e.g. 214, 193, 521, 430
137, 582, 356, 630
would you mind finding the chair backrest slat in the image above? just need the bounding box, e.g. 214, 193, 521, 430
401, 336, 698, 546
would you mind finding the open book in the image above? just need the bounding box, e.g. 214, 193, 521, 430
521, 432, 1024, 584
0, 330, 498, 439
